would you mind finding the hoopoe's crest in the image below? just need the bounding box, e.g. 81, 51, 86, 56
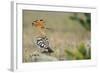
32, 19, 45, 29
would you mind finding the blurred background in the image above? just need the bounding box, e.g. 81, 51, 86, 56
23, 10, 91, 62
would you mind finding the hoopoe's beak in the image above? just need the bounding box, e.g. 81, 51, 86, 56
32, 22, 34, 26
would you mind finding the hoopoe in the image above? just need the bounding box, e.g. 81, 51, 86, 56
32, 19, 53, 54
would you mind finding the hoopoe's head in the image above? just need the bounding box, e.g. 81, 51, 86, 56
32, 19, 45, 29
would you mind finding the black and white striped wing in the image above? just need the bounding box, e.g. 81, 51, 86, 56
36, 37, 49, 49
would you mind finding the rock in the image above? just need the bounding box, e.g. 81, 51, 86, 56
29, 51, 58, 62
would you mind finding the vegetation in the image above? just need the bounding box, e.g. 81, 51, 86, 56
65, 43, 91, 60
70, 13, 91, 31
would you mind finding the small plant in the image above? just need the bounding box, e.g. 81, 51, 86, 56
65, 43, 91, 60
